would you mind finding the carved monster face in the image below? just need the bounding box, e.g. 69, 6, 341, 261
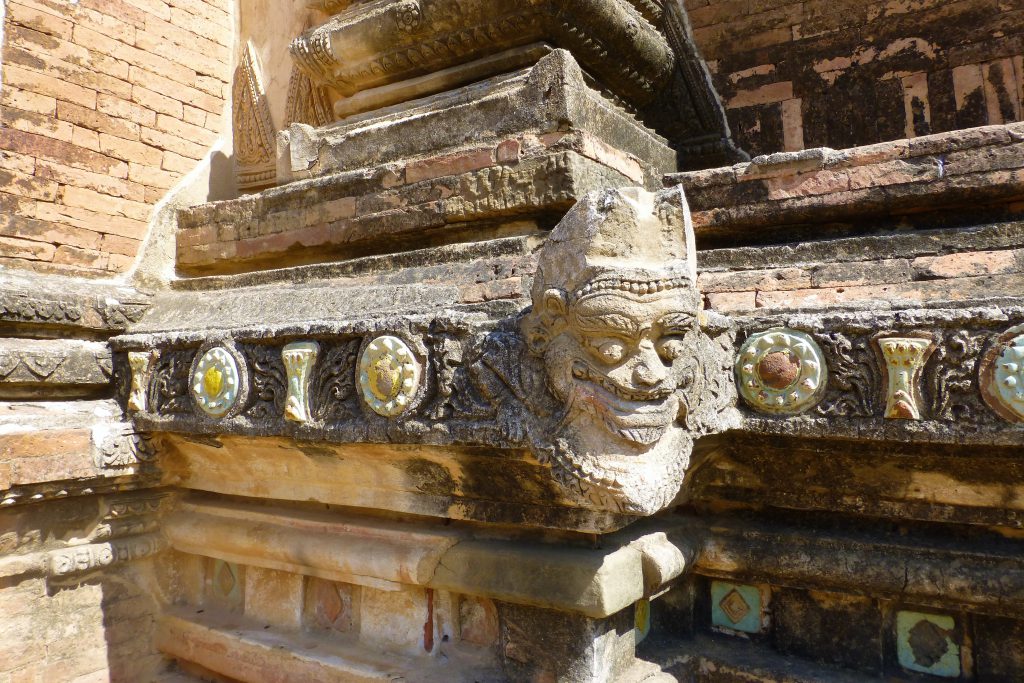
521, 186, 705, 515
545, 285, 696, 447
527, 273, 700, 515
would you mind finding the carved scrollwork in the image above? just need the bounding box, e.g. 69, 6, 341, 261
926, 330, 986, 423
815, 331, 882, 418
149, 349, 194, 416
245, 345, 287, 420
312, 338, 362, 421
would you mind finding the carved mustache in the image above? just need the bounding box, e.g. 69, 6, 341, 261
569, 360, 674, 402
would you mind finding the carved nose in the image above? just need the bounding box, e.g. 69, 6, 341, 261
633, 360, 666, 387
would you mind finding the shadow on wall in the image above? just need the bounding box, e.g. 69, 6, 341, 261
209, 151, 240, 204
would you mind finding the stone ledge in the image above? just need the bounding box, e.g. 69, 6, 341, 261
164, 499, 684, 617
692, 515, 1024, 619
0, 400, 157, 504
157, 609, 432, 683
0, 339, 112, 397
670, 123, 1024, 245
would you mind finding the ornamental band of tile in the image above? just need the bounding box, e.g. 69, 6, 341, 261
875, 335, 935, 420
282, 342, 320, 424
736, 329, 826, 415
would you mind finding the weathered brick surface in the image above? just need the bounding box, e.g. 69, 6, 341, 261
672, 123, 1024, 243
176, 136, 636, 275
693, 0, 1024, 156
0, 0, 231, 276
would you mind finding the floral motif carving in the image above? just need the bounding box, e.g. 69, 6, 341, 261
815, 332, 882, 418
245, 345, 286, 420
313, 339, 361, 421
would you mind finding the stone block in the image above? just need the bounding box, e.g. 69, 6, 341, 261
245, 567, 304, 630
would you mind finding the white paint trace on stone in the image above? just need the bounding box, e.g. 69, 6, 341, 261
994, 333, 1024, 420
736, 328, 827, 415
878, 337, 932, 420
191, 347, 241, 418
282, 341, 320, 423
358, 336, 421, 417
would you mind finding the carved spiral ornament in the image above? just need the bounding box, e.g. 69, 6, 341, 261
736, 329, 827, 415
358, 336, 421, 417
191, 346, 244, 418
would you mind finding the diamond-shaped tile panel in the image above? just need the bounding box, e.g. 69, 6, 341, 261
896, 611, 961, 678
216, 561, 236, 596
209, 559, 243, 607
719, 589, 751, 624
710, 581, 765, 634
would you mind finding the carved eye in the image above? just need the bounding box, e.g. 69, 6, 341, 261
657, 338, 686, 363
596, 340, 626, 364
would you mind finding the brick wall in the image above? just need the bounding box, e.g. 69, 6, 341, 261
687, 0, 1024, 157
0, 0, 232, 277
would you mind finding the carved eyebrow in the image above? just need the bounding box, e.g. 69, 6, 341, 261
573, 312, 640, 338
657, 313, 695, 332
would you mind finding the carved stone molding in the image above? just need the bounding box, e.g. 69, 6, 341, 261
875, 334, 935, 420
0, 339, 111, 391
233, 40, 277, 191
283, 341, 320, 423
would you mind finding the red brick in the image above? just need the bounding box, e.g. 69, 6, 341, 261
97, 93, 157, 128
36, 159, 146, 201
6, 1, 73, 39
912, 250, 1021, 279
140, 126, 207, 159
406, 148, 496, 184
0, 129, 126, 176
52, 244, 109, 269
4, 44, 132, 100
35, 201, 149, 239
0, 235, 56, 261
130, 66, 220, 112
0, 213, 104, 250
9, 24, 130, 82
57, 100, 141, 139
0, 86, 57, 116
61, 185, 152, 221
0, 105, 74, 142
128, 162, 179, 190
0, 169, 59, 202
130, 85, 184, 119
2, 63, 97, 108
98, 132, 163, 166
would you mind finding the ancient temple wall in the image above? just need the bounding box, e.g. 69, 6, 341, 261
686, 0, 1024, 156
0, 0, 233, 277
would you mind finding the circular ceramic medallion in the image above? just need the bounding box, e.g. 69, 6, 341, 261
191, 346, 242, 418
358, 336, 421, 417
991, 332, 1024, 421
736, 328, 827, 415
